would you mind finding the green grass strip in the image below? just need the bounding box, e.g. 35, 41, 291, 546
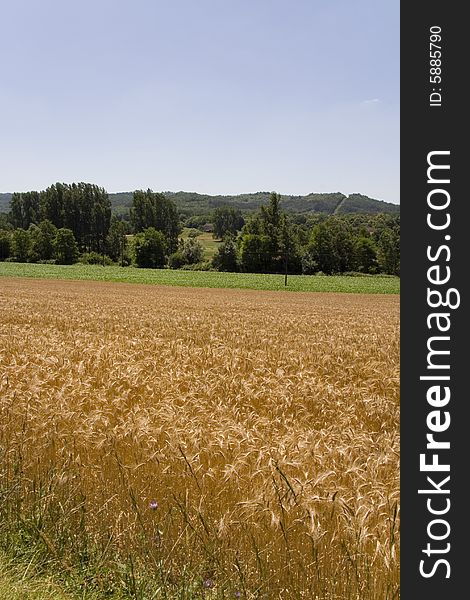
0, 262, 399, 294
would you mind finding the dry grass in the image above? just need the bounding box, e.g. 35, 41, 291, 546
0, 278, 399, 599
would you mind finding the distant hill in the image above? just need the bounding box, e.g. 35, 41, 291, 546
0, 193, 12, 213
109, 190, 399, 217
336, 193, 400, 215
0, 190, 399, 217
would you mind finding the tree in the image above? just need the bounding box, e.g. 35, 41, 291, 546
304, 218, 355, 274
371, 213, 400, 244
304, 222, 335, 274
91, 190, 112, 256
213, 207, 244, 239
0, 214, 12, 230
10, 192, 40, 229
239, 192, 290, 273
39, 183, 65, 228
30, 220, 57, 261
279, 215, 302, 274
240, 234, 272, 273
106, 217, 129, 265
0, 230, 12, 260
131, 189, 179, 252
329, 219, 355, 272
212, 237, 239, 272
54, 228, 79, 264
38, 183, 111, 252
134, 227, 167, 268
11, 229, 31, 262
27, 224, 41, 262
184, 215, 209, 230
377, 229, 400, 275
354, 236, 378, 273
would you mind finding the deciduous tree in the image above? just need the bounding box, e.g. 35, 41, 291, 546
54, 228, 79, 264
134, 227, 167, 268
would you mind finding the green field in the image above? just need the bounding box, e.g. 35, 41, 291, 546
180, 228, 221, 260
0, 262, 399, 294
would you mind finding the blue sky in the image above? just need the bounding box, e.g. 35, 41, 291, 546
1, 0, 399, 203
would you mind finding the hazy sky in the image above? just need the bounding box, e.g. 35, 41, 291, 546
1, 0, 399, 203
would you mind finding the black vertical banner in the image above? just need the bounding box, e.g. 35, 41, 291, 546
401, 2, 467, 598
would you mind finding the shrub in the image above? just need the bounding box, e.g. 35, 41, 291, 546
168, 251, 185, 269
180, 238, 204, 265
184, 215, 209, 230
181, 261, 213, 271
80, 252, 114, 266
212, 238, 239, 272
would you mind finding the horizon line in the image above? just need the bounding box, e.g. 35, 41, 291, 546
0, 188, 400, 206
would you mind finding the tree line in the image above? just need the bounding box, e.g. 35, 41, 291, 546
0, 184, 399, 275
9, 183, 111, 252
210, 195, 399, 275
0, 185, 180, 266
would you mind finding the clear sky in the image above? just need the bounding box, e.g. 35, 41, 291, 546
1, 0, 399, 203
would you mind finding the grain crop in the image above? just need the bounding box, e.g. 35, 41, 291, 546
0, 278, 399, 599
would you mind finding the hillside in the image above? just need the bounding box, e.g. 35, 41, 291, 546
0, 193, 12, 213
110, 190, 399, 216
0, 190, 400, 217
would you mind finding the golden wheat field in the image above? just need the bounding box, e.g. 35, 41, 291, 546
0, 278, 399, 599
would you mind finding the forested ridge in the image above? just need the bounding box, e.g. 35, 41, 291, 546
1, 190, 398, 217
